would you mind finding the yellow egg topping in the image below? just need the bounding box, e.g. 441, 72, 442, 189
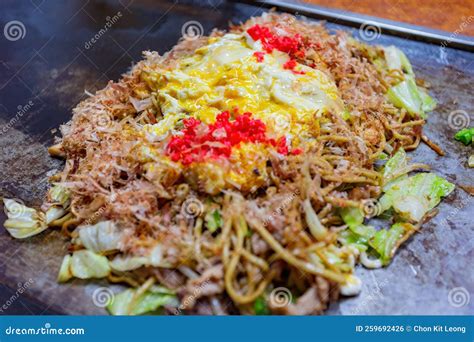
139, 32, 346, 194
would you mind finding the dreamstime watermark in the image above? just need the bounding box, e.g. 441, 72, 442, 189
448, 287, 470, 308
349, 277, 388, 315
181, 197, 204, 219
447, 109, 471, 131
3, 20, 26, 41
440, 16, 474, 57
442, 200, 466, 227
2, 198, 27, 219
441, 198, 473, 255
361, 198, 383, 218
5, 323, 85, 336
0, 100, 34, 136
274, 115, 290, 131
262, 190, 300, 227
81, 187, 133, 226
269, 287, 292, 308
173, 280, 210, 315
92, 287, 115, 308
0, 279, 35, 313
359, 21, 381, 42
181, 21, 204, 41
84, 11, 123, 50
96, 114, 113, 129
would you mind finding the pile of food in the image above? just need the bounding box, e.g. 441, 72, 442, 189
3, 13, 455, 315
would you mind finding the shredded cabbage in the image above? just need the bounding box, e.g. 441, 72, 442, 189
3, 199, 48, 239
383, 46, 435, 117
110, 245, 164, 271
339, 207, 376, 252
57, 254, 73, 282
382, 148, 408, 185
387, 77, 435, 118
419, 87, 436, 112
78, 221, 122, 253
338, 229, 369, 252
49, 184, 70, 206
46, 206, 69, 224
368, 223, 406, 265
109, 256, 147, 272
380, 173, 454, 222
383, 46, 413, 75
43, 185, 71, 224
107, 285, 178, 315
58, 250, 111, 282
339, 207, 364, 227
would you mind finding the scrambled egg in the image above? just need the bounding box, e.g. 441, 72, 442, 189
142, 33, 344, 139
140, 32, 345, 194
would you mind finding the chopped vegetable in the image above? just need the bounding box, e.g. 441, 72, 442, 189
382, 148, 408, 186
109, 256, 148, 272
44, 185, 71, 224
339, 207, 376, 252
78, 221, 122, 253
57, 254, 73, 282
3, 199, 48, 239
319, 245, 355, 272
107, 285, 178, 315
303, 199, 328, 240
254, 296, 270, 315
387, 77, 435, 118
469, 155, 474, 168
380, 173, 454, 222
205, 209, 223, 232
368, 223, 406, 265
339, 207, 364, 227
338, 229, 370, 252
110, 245, 164, 271
45, 206, 68, 224
383, 46, 435, 117
419, 87, 437, 112
383, 46, 413, 75
454, 127, 474, 146
350, 224, 376, 239
58, 250, 111, 282
48, 184, 70, 206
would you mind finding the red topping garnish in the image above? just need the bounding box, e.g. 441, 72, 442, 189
291, 148, 303, 155
253, 51, 265, 62
283, 58, 305, 75
166, 111, 299, 165
246, 24, 305, 59
275, 136, 289, 155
